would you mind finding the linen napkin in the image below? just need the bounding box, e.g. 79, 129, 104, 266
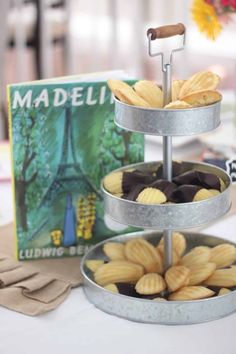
0, 223, 83, 316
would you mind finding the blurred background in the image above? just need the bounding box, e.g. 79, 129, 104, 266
1, 0, 236, 212
1, 0, 236, 139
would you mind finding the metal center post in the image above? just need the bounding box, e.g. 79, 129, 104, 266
147, 24, 186, 271
162, 63, 173, 270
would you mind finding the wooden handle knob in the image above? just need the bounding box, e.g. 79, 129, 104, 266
147, 23, 185, 40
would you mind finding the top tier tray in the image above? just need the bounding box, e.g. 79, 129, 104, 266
114, 98, 221, 136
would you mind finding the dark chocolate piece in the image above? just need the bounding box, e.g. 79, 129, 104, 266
173, 171, 199, 186
115, 283, 140, 297
156, 161, 183, 179
126, 184, 147, 201
122, 171, 155, 193
151, 179, 178, 200
172, 185, 202, 203
173, 170, 220, 190
196, 171, 220, 190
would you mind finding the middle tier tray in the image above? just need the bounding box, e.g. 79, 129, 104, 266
102, 161, 231, 230
114, 97, 221, 136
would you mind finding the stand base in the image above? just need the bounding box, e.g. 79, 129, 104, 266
81, 230, 236, 325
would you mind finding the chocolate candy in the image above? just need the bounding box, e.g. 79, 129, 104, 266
150, 180, 177, 200
103, 170, 155, 195
172, 185, 212, 203
127, 180, 177, 203
156, 161, 183, 179
122, 171, 155, 193
173, 170, 221, 190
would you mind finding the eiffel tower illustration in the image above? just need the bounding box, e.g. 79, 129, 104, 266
41, 102, 100, 207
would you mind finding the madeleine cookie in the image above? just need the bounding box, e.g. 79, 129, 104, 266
165, 266, 190, 292
113, 87, 150, 107
134, 80, 163, 108
172, 80, 186, 101
128, 180, 177, 203
136, 187, 167, 204
204, 267, 236, 287
107, 79, 133, 93
157, 245, 180, 266
179, 71, 220, 98
210, 244, 236, 269
172, 185, 213, 203
218, 288, 231, 296
164, 100, 192, 109
125, 238, 163, 273
211, 244, 236, 268
153, 297, 167, 302
135, 273, 166, 295
104, 283, 138, 297
181, 90, 221, 107
103, 242, 126, 261
179, 246, 211, 268
169, 286, 215, 301
104, 283, 119, 293
94, 260, 144, 286
158, 232, 186, 257
188, 262, 216, 286
85, 259, 105, 272
103, 170, 154, 195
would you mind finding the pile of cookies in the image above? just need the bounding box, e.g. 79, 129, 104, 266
107, 70, 222, 109
85, 233, 236, 301
103, 162, 226, 204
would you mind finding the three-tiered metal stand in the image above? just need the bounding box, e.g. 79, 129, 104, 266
81, 24, 235, 324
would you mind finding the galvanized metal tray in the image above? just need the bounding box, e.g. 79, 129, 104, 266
102, 161, 231, 230
114, 97, 221, 136
81, 230, 236, 325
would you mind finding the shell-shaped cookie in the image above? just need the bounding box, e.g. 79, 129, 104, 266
181, 90, 222, 107
135, 273, 166, 295
153, 297, 167, 302
104, 283, 119, 293
165, 266, 190, 292
157, 245, 179, 266
85, 260, 104, 272
172, 80, 186, 101
179, 246, 211, 268
209, 244, 236, 268
125, 238, 163, 273
136, 187, 166, 204
164, 100, 192, 109
103, 172, 123, 194
169, 286, 215, 301
220, 178, 226, 192
179, 71, 220, 98
204, 267, 236, 287
218, 288, 231, 296
94, 260, 144, 286
209, 189, 220, 197
188, 262, 216, 285
107, 79, 133, 94
158, 232, 186, 257
107, 79, 150, 107
113, 87, 150, 107
193, 188, 212, 201
103, 242, 126, 261
134, 80, 163, 108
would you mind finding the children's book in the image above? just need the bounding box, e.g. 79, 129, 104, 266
8, 71, 144, 260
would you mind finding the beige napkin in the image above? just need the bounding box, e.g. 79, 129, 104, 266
0, 223, 83, 316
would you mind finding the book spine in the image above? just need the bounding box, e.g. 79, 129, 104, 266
7, 85, 19, 260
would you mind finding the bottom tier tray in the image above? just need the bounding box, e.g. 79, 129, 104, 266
81, 230, 236, 325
